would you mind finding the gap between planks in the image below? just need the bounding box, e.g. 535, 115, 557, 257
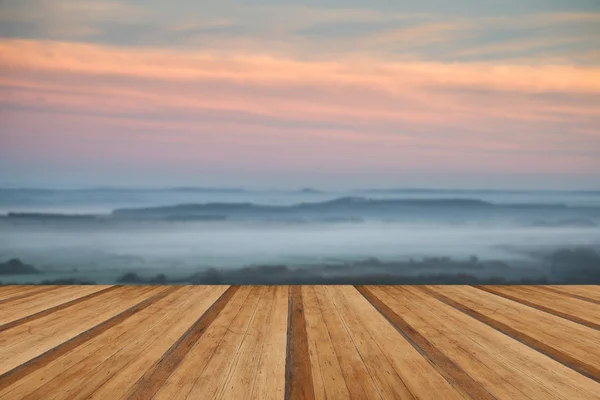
285, 286, 315, 400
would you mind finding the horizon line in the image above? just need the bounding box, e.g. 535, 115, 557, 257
1, 186, 600, 194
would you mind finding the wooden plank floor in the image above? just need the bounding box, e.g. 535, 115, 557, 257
0, 285, 599, 399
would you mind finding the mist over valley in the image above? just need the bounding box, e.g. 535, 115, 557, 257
1, 188, 599, 285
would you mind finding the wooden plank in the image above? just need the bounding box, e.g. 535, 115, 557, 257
0, 286, 117, 332
4, 286, 189, 399
302, 285, 351, 400
542, 286, 600, 305
548, 286, 600, 302
0, 286, 60, 304
0, 286, 156, 356
325, 286, 412, 399
285, 286, 314, 400
0, 286, 175, 392
0, 286, 187, 399
40, 286, 228, 400
0, 285, 112, 321
1, 284, 599, 398
313, 286, 383, 399
0, 285, 53, 299
0, 286, 30, 299
423, 285, 600, 382
0, 287, 148, 346
218, 286, 277, 399
147, 286, 288, 400
357, 286, 491, 400
331, 286, 464, 400
250, 286, 288, 400
183, 286, 264, 400
125, 285, 237, 400
0, 286, 165, 376
368, 287, 519, 400
94, 287, 230, 400
0, 287, 138, 359
152, 286, 257, 399
370, 286, 600, 400
475, 286, 600, 330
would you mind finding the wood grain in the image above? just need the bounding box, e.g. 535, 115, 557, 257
0, 286, 60, 305
1, 285, 599, 399
332, 286, 464, 399
547, 286, 600, 302
422, 285, 600, 382
474, 285, 600, 330
372, 286, 600, 399
0, 286, 117, 332
48, 286, 226, 400
251, 286, 288, 400
0, 286, 192, 399
127, 285, 237, 399
540, 286, 600, 305
357, 285, 493, 400
0, 286, 175, 390
152, 286, 253, 399
303, 285, 350, 400
181, 286, 263, 400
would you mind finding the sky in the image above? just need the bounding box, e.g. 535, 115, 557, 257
0, 0, 599, 190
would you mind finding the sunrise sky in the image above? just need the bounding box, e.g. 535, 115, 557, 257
0, 0, 599, 189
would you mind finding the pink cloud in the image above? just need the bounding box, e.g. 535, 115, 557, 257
1, 39, 599, 178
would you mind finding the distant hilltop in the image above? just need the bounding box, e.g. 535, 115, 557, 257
0, 259, 40, 275
6, 212, 98, 220
111, 197, 494, 218
105, 196, 571, 223
361, 188, 600, 195
2, 196, 594, 224
298, 188, 322, 194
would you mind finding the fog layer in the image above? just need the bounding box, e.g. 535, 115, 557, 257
1, 188, 599, 284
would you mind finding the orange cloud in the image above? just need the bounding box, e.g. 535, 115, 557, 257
2, 39, 599, 93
